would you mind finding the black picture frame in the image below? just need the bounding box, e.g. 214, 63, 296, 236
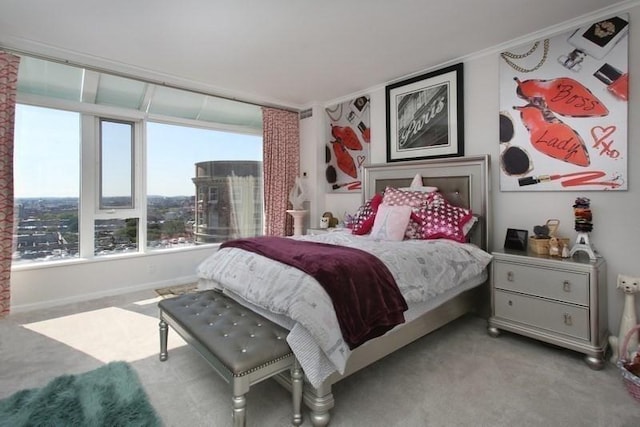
386, 63, 464, 163
504, 228, 528, 251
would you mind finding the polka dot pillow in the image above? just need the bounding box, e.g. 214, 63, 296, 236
418, 198, 474, 243
410, 192, 445, 227
351, 193, 383, 235
382, 187, 437, 239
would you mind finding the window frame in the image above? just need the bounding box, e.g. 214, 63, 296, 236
13, 90, 262, 268
98, 117, 136, 210
80, 113, 147, 258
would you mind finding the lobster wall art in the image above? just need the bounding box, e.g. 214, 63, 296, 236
324, 96, 371, 192
499, 14, 629, 191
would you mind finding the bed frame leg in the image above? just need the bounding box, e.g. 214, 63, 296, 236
309, 407, 331, 427
305, 386, 334, 427
159, 319, 168, 361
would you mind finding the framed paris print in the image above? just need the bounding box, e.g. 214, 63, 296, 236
386, 63, 464, 162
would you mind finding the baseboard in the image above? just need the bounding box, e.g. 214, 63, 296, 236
10, 275, 199, 313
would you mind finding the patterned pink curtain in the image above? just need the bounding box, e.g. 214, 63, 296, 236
0, 52, 19, 318
262, 107, 300, 236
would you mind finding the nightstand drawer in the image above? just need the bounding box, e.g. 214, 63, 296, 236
493, 261, 589, 306
494, 290, 589, 340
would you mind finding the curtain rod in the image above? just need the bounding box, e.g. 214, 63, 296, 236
1, 46, 299, 114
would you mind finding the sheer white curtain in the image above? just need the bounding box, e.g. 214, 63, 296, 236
227, 173, 258, 238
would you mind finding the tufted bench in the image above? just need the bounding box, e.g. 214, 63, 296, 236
158, 289, 303, 427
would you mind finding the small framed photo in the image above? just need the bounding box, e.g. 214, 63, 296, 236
385, 63, 464, 162
504, 228, 528, 251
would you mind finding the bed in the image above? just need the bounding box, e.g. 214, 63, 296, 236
197, 155, 492, 426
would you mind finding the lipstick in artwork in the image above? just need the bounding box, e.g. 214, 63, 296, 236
594, 63, 629, 101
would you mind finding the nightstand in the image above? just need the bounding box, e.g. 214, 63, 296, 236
488, 249, 608, 370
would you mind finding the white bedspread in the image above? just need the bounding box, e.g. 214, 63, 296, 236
197, 233, 492, 387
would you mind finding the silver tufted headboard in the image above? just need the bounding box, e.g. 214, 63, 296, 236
361, 155, 491, 251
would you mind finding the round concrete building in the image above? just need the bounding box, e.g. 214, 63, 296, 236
192, 160, 263, 243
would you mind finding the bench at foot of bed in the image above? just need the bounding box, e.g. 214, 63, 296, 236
158, 289, 303, 427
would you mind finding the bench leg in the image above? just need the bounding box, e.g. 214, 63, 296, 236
291, 359, 303, 426
159, 319, 168, 361
232, 394, 247, 427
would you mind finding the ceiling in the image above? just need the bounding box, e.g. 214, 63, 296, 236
0, 0, 631, 110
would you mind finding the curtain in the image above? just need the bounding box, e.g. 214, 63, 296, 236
0, 52, 19, 318
227, 173, 258, 238
262, 107, 300, 236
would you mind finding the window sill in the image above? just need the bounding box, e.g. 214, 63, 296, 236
11, 243, 219, 272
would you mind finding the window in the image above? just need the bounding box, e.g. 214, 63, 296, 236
95, 218, 138, 255
100, 119, 134, 209
146, 122, 263, 247
13, 105, 80, 264
13, 54, 264, 265
13, 107, 263, 263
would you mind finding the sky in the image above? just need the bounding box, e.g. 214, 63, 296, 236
14, 104, 263, 198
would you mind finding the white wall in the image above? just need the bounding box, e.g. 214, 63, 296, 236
310, 4, 640, 335
299, 104, 324, 230
11, 247, 214, 312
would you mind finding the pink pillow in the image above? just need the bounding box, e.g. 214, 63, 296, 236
351, 193, 383, 235
382, 187, 436, 239
382, 186, 434, 207
418, 199, 473, 243
370, 204, 412, 241
410, 192, 445, 229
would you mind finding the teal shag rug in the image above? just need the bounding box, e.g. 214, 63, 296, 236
0, 361, 162, 427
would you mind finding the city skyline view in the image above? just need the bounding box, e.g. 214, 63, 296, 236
14, 104, 263, 199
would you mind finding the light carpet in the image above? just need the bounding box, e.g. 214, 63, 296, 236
1, 289, 639, 426
22, 306, 185, 364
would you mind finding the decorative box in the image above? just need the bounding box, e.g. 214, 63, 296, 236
529, 236, 570, 254
529, 219, 569, 254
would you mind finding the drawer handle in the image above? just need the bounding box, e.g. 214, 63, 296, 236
563, 313, 573, 326
563, 280, 571, 292
507, 271, 514, 282
508, 300, 513, 306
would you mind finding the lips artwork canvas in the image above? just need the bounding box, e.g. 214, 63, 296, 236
324, 96, 371, 193
498, 14, 628, 192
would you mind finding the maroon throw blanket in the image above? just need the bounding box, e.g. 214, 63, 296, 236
220, 236, 408, 349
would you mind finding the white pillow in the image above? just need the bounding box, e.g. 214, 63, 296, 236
463, 215, 479, 236
400, 173, 438, 193
369, 204, 412, 241
409, 173, 423, 187
399, 186, 439, 193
